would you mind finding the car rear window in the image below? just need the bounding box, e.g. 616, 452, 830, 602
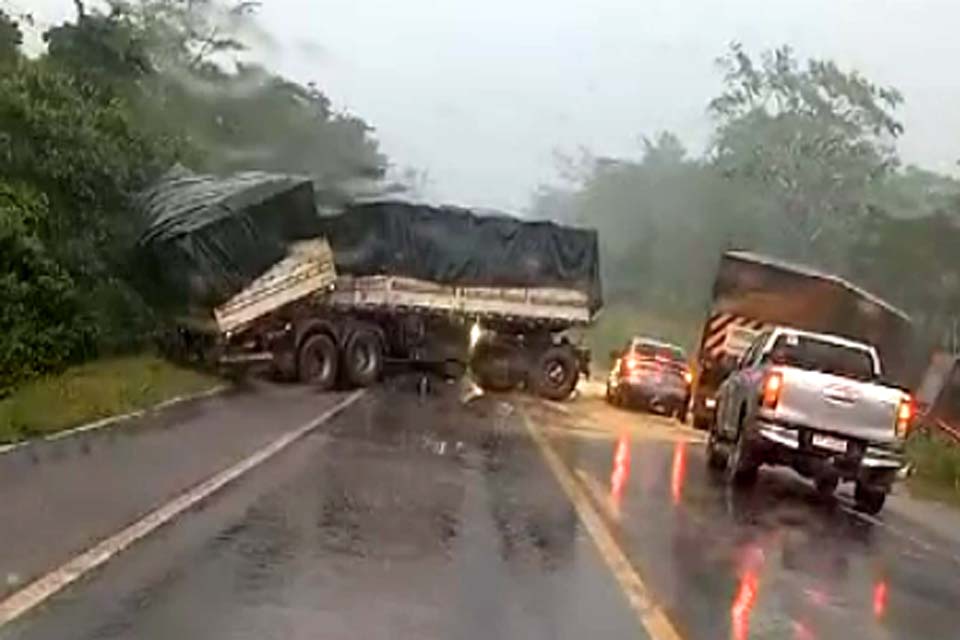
768, 335, 875, 381
633, 343, 685, 361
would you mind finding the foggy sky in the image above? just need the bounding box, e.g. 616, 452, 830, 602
22, 0, 960, 211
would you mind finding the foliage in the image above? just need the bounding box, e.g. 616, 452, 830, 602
532, 132, 759, 319
709, 44, 905, 268
0, 0, 386, 391
536, 44, 960, 357
906, 430, 960, 501
0, 58, 184, 266
0, 8, 21, 63
0, 184, 93, 393
0, 354, 219, 442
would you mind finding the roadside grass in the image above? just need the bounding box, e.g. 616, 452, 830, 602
0, 355, 221, 444
905, 430, 960, 507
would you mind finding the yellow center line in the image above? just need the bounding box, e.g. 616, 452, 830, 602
522, 411, 684, 640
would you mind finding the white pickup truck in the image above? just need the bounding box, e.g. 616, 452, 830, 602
707, 326, 913, 514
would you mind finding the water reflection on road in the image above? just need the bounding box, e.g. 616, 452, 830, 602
543, 397, 960, 640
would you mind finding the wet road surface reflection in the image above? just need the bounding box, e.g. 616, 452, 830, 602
3, 379, 642, 640
540, 405, 960, 640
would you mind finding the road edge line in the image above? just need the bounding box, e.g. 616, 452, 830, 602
0, 389, 365, 628
521, 412, 684, 640
0, 385, 230, 456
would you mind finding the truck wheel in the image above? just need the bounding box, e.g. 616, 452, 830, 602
343, 329, 384, 387
530, 345, 579, 401
854, 483, 886, 515
815, 475, 839, 498
298, 333, 338, 391
471, 342, 516, 392
725, 426, 759, 486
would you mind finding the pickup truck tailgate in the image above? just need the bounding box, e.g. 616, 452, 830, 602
774, 368, 901, 444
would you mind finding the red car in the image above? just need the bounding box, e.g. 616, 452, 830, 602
605, 337, 693, 420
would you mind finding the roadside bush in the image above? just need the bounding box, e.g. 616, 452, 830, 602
0, 185, 94, 394
906, 429, 960, 493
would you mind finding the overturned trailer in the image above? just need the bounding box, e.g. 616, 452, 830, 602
135, 172, 602, 399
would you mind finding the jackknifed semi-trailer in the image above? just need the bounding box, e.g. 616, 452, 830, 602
135, 171, 602, 400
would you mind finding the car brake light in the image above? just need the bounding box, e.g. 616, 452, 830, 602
896, 395, 913, 438
762, 372, 783, 409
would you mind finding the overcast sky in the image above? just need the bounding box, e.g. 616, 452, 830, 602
21, 0, 960, 211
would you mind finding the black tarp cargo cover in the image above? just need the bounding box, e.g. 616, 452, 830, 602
135, 168, 323, 311
318, 200, 602, 312
134, 172, 602, 315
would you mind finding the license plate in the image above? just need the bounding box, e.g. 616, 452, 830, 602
812, 434, 847, 453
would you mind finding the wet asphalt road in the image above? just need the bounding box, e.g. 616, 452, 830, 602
4, 378, 960, 639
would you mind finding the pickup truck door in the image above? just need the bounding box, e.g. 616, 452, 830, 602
719, 334, 766, 438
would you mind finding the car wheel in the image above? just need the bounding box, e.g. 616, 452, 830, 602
725, 425, 759, 486
854, 483, 887, 515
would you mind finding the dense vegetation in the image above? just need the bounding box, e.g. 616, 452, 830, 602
0, 1, 385, 394
534, 45, 960, 358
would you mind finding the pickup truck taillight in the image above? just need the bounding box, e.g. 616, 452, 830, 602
896, 395, 914, 438
762, 371, 783, 409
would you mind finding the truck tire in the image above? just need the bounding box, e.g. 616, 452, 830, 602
815, 475, 839, 498
343, 328, 384, 388
530, 344, 579, 401
854, 483, 886, 515
297, 333, 338, 391
471, 342, 516, 392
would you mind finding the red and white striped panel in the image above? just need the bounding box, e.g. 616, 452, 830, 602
700, 312, 770, 359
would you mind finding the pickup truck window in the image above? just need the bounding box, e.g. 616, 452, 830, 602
767, 334, 876, 381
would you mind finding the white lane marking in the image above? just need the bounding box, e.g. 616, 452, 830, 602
522, 412, 684, 640
0, 389, 365, 628
0, 385, 229, 456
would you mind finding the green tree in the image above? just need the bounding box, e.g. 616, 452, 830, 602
709, 43, 904, 268
0, 8, 21, 63
0, 183, 94, 393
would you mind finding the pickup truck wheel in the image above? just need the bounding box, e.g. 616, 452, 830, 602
706, 429, 727, 471
343, 329, 383, 387
725, 427, 759, 486
298, 334, 338, 391
530, 345, 579, 401
854, 483, 887, 515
